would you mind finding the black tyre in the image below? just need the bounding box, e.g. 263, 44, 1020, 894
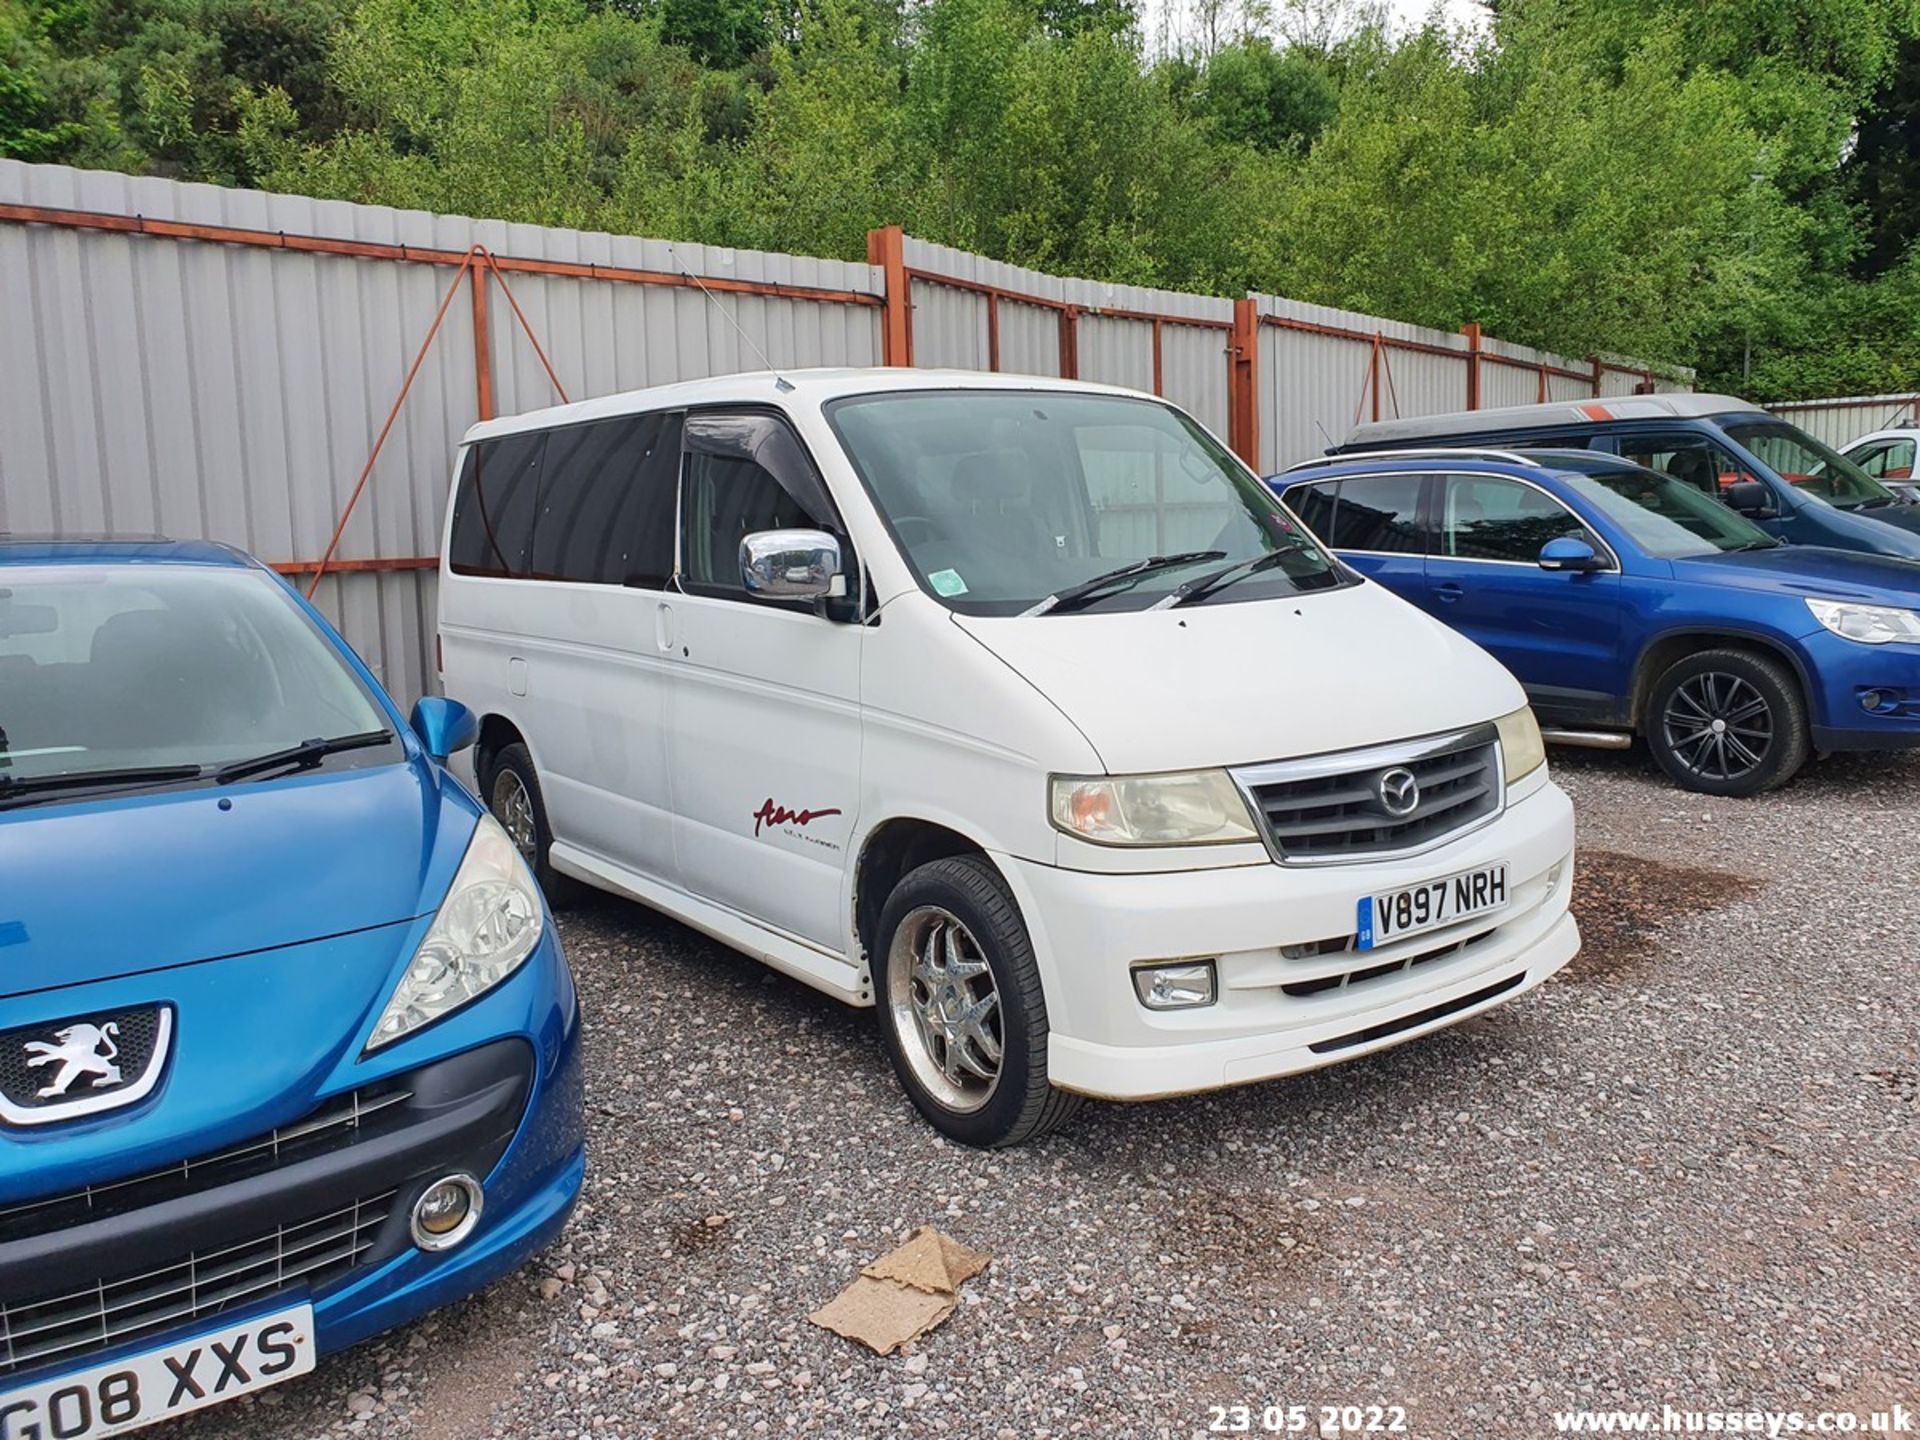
1644, 648, 1809, 797
481, 742, 584, 907
873, 855, 1082, 1147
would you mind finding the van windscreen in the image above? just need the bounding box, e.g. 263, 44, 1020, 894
1720, 420, 1897, 510
826, 391, 1344, 616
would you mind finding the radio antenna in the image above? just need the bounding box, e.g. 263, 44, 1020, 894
1313, 418, 1337, 451
669, 244, 792, 392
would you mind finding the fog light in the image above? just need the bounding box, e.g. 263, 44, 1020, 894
410, 1173, 483, 1252
1132, 960, 1217, 1010
1861, 689, 1891, 713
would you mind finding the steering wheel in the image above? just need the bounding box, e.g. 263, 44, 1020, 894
890, 515, 943, 547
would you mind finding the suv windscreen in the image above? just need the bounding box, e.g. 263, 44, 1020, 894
1561, 467, 1778, 558
827, 391, 1343, 615
0, 565, 393, 789
1719, 420, 1897, 510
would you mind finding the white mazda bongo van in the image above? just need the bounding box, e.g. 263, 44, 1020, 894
437, 370, 1579, 1146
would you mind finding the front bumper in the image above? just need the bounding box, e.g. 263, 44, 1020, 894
1798, 627, 1920, 752
999, 778, 1578, 1100
0, 929, 584, 1386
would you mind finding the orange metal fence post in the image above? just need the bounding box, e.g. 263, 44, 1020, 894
1462, 322, 1483, 410
987, 293, 1001, 372
1058, 306, 1079, 380
1590, 355, 1604, 398
867, 225, 912, 366
471, 253, 494, 422
1228, 299, 1260, 469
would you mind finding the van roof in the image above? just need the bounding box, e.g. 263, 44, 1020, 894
461, 368, 1149, 445
1344, 392, 1764, 448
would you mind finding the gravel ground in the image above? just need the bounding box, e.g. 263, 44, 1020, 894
179, 748, 1919, 1440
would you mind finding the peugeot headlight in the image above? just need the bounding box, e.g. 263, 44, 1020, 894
1495, 705, 1546, 783
1806, 596, 1920, 645
1049, 770, 1259, 846
367, 814, 544, 1050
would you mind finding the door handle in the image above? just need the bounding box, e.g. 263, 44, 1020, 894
655, 602, 676, 652
1433, 582, 1464, 604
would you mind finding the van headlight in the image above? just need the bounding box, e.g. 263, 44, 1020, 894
367, 814, 544, 1050
1049, 770, 1259, 846
1806, 596, 1920, 645
1495, 706, 1546, 783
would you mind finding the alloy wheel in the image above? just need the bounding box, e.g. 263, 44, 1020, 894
1661, 671, 1774, 782
491, 769, 539, 862
886, 905, 1004, 1114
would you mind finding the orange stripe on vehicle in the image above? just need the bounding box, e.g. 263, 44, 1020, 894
1579, 403, 1614, 421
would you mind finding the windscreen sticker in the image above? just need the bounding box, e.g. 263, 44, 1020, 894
928, 568, 969, 597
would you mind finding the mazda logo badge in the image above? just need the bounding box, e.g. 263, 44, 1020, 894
1375, 767, 1420, 817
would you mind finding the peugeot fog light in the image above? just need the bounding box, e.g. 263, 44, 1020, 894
367, 814, 543, 1050
1495, 705, 1546, 783
1049, 770, 1259, 846
1806, 596, 1920, 645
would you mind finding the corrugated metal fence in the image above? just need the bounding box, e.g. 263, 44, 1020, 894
1767, 393, 1920, 450
0, 160, 1691, 702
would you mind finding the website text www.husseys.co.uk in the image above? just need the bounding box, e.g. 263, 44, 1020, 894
1552, 1405, 1913, 1436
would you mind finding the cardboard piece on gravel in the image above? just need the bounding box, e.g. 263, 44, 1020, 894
809, 1228, 991, 1355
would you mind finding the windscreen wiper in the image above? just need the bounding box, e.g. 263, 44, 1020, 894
0, 764, 204, 809
214, 729, 394, 784
1021, 551, 1225, 617
1155, 546, 1301, 609
1726, 538, 1784, 552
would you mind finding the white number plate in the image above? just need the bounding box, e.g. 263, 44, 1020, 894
1357, 862, 1509, 951
0, 1303, 314, 1440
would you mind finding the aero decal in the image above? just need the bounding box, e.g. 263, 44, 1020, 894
752, 799, 844, 838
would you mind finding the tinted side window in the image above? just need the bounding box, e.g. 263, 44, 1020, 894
1441, 475, 1597, 563
681, 412, 838, 598
1287, 481, 1340, 542
532, 412, 682, 587
1327, 474, 1427, 552
1615, 433, 1752, 498
448, 432, 544, 577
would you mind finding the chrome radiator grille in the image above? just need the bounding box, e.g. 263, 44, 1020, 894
1236, 725, 1502, 863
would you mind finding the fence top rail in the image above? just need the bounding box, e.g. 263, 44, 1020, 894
903, 266, 1232, 329
0, 200, 885, 308
1767, 392, 1920, 412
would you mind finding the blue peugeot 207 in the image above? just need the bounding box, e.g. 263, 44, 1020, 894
0, 537, 583, 1436
1274, 449, 1920, 796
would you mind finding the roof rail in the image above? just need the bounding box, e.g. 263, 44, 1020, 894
1281, 447, 1547, 474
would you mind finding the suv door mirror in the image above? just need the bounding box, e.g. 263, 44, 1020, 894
741, 529, 846, 601
1537, 536, 1605, 572
1724, 479, 1771, 516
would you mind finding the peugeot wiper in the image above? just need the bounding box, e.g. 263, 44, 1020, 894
1155, 546, 1300, 609
1021, 551, 1225, 617
1726, 537, 1784, 552
0, 764, 204, 808
214, 729, 394, 783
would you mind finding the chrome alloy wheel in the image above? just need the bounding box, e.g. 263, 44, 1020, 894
491, 768, 538, 862
1662, 671, 1774, 782
887, 905, 1003, 1113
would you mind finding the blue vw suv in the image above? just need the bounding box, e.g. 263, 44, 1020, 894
1274, 451, 1920, 795
0, 538, 583, 1436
